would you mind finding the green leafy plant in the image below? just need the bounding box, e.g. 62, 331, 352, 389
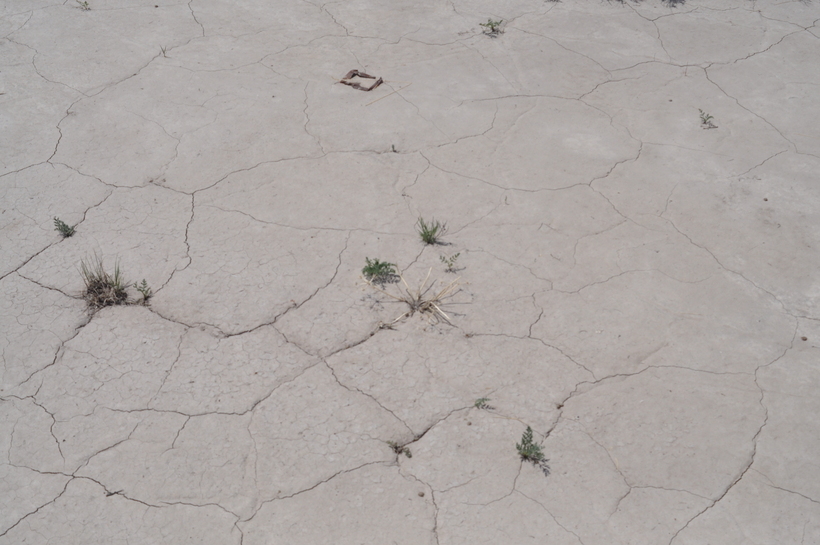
474, 397, 494, 410
160, 46, 168, 57
516, 426, 550, 476
54, 217, 75, 238
135, 279, 152, 304
417, 217, 446, 245
480, 19, 503, 35
387, 441, 412, 458
440, 253, 460, 273
366, 268, 461, 325
699, 109, 717, 129
76, 0, 90, 10
362, 258, 397, 283
80, 256, 130, 309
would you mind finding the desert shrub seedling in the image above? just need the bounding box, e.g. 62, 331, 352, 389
362, 258, 397, 283
54, 217, 75, 238
516, 426, 550, 476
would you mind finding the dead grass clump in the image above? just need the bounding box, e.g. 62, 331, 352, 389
367, 268, 461, 325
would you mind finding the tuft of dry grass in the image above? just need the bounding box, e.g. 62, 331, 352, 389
80, 256, 130, 309
367, 268, 461, 325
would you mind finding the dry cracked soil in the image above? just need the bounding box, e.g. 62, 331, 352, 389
2, 0, 820, 544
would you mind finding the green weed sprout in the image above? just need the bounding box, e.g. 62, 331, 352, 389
54, 217, 75, 238
474, 397, 494, 410
480, 19, 503, 35
135, 279, 153, 303
699, 109, 717, 129
387, 441, 412, 458
440, 253, 460, 273
362, 258, 397, 283
417, 217, 446, 245
516, 426, 550, 476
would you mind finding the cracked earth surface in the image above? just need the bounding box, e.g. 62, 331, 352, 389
2, 0, 819, 543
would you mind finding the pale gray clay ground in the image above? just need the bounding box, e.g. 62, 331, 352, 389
2, 0, 819, 543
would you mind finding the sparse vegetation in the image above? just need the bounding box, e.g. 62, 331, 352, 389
417, 217, 446, 245
440, 253, 460, 273
362, 258, 397, 284
699, 109, 717, 129
80, 256, 130, 309
516, 426, 550, 476
76, 0, 90, 10
611, 0, 686, 5
388, 441, 412, 458
54, 217, 75, 238
474, 397, 494, 410
366, 268, 461, 325
135, 279, 152, 304
480, 19, 503, 35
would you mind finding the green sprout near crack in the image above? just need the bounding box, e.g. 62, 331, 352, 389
480, 19, 503, 36
76, 0, 90, 10
699, 109, 717, 129
517, 426, 550, 476
54, 217, 76, 238
387, 441, 412, 458
474, 397, 494, 410
440, 252, 460, 273
135, 279, 153, 304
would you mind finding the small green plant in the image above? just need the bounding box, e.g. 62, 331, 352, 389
80, 256, 130, 309
699, 109, 717, 129
440, 253, 460, 273
53, 217, 75, 238
387, 441, 412, 458
76, 0, 90, 10
417, 217, 446, 245
362, 258, 397, 283
474, 397, 494, 410
480, 19, 503, 35
135, 279, 152, 303
391, 144, 398, 153
160, 46, 167, 57
516, 426, 550, 476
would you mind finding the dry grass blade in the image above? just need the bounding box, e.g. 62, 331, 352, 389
366, 268, 461, 325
